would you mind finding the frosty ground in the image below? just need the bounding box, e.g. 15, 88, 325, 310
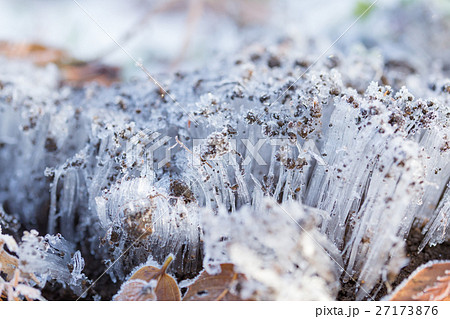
0, 0, 449, 301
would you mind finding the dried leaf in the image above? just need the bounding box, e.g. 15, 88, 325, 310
60, 63, 120, 87
0, 41, 68, 65
0, 269, 44, 301
0, 41, 119, 87
114, 255, 180, 301
112, 279, 156, 301
183, 264, 248, 301
0, 229, 19, 280
413, 270, 450, 301
389, 261, 450, 301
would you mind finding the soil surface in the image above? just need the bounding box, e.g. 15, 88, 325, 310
337, 227, 450, 301
9, 213, 449, 301
35, 225, 450, 300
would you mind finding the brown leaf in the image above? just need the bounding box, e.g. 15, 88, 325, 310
389, 261, 450, 301
0, 41, 120, 87
1, 269, 44, 301
114, 255, 181, 301
183, 263, 249, 301
0, 232, 20, 280
0, 230, 40, 292
112, 279, 157, 301
413, 270, 450, 301
0, 41, 68, 66
60, 63, 120, 87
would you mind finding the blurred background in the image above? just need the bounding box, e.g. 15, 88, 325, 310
0, 0, 448, 80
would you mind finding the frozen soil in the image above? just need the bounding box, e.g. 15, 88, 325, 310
338, 228, 450, 301
36, 227, 450, 300
41, 251, 120, 301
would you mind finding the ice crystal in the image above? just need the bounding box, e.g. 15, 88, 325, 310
0, 226, 88, 297
17, 230, 89, 295
201, 198, 342, 300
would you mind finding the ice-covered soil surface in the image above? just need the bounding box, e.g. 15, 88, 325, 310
0, 0, 449, 300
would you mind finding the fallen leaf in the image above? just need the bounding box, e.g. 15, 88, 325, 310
0, 41, 120, 87
60, 62, 120, 87
0, 229, 40, 286
0, 41, 68, 66
183, 263, 248, 301
114, 255, 181, 301
0, 230, 20, 280
413, 270, 450, 301
112, 279, 156, 301
389, 260, 450, 301
0, 269, 44, 301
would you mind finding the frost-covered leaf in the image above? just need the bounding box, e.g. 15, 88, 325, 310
0, 226, 19, 279
14, 283, 43, 300
114, 255, 180, 301
388, 261, 450, 301
113, 279, 157, 301
414, 272, 450, 301
0, 269, 44, 301
183, 264, 248, 301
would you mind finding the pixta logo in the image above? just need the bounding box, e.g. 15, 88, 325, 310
125, 130, 327, 170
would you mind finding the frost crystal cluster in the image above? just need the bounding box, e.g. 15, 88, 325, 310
0, 1, 449, 300
202, 198, 342, 300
